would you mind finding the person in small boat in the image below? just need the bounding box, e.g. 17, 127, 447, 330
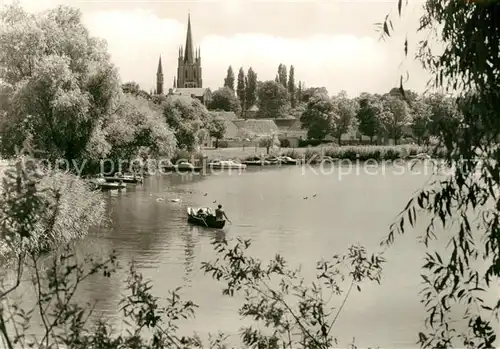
197, 208, 206, 217
215, 205, 230, 222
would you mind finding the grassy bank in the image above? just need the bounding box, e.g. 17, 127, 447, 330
202, 145, 446, 162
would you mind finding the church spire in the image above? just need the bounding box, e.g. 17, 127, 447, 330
183, 13, 194, 64
157, 55, 163, 74
156, 55, 163, 95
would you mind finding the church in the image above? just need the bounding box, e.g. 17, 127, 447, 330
155, 14, 212, 107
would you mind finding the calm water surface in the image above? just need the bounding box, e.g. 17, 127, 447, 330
7, 164, 462, 347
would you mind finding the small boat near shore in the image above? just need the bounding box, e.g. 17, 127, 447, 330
208, 160, 247, 170
104, 174, 143, 184
187, 207, 226, 229
242, 156, 275, 166
277, 156, 302, 165
89, 178, 126, 191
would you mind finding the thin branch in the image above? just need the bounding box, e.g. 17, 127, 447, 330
31, 254, 54, 348
326, 279, 354, 338
0, 252, 24, 300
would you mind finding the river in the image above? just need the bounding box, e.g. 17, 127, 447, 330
3, 163, 477, 347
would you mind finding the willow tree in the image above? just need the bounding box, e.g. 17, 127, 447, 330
381, 1, 500, 348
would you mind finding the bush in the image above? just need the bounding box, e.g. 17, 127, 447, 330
217, 140, 229, 148
170, 149, 205, 166
280, 138, 291, 148
302, 144, 447, 162
298, 139, 332, 147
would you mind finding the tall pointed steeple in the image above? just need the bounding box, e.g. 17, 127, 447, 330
156, 55, 164, 95
183, 13, 194, 64
157, 56, 163, 74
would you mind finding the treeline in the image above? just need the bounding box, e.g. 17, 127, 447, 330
300, 88, 461, 146
211, 64, 304, 119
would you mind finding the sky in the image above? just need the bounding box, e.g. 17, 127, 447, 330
5, 0, 432, 97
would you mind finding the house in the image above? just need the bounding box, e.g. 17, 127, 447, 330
168, 87, 212, 107
210, 111, 240, 147
245, 104, 259, 119
275, 119, 307, 147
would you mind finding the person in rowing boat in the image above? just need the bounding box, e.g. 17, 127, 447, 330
215, 204, 231, 223
197, 208, 206, 217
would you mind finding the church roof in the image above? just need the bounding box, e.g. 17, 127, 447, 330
174, 88, 210, 97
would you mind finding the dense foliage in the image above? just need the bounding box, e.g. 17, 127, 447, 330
379, 0, 500, 348
0, 4, 177, 175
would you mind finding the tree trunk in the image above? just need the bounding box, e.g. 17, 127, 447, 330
215, 138, 219, 149
337, 135, 342, 146
369, 136, 374, 145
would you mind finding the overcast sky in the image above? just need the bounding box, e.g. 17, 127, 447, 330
8, 0, 431, 96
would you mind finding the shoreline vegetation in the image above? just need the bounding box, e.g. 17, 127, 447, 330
201, 144, 446, 162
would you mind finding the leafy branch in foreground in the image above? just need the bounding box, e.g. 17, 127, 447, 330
202, 238, 384, 349
379, 1, 500, 348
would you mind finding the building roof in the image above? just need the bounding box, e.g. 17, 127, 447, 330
211, 112, 239, 139
273, 118, 296, 130
232, 119, 279, 137
174, 87, 210, 97
211, 111, 238, 121
247, 104, 259, 112
166, 94, 193, 104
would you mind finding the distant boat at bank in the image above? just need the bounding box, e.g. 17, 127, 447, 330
242, 156, 275, 166
208, 160, 247, 170
104, 174, 143, 184
186, 207, 226, 229
90, 178, 126, 191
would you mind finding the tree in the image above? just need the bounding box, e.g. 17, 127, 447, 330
301, 87, 328, 103
257, 80, 290, 118
277, 63, 288, 89
297, 81, 303, 102
380, 96, 411, 145
236, 67, 246, 115
0, 4, 121, 164
288, 65, 296, 108
331, 91, 359, 146
122, 81, 140, 95
410, 98, 432, 145
104, 94, 176, 167
258, 132, 280, 154
245, 67, 258, 109
382, 1, 500, 347
237, 127, 255, 151
356, 94, 382, 144
208, 116, 226, 149
223, 65, 235, 91
300, 92, 335, 140
163, 97, 211, 151
209, 87, 241, 114
425, 93, 461, 147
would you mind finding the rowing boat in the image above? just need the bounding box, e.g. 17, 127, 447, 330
186, 207, 226, 229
